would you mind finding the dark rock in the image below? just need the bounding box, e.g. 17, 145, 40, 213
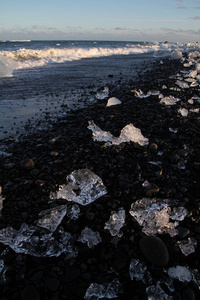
61, 268, 80, 283
177, 227, 190, 239
45, 277, 59, 292
21, 285, 40, 300
144, 183, 160, 196
20, 158, 35, 170
181, 287, 195, 300
139, 236, 169, 267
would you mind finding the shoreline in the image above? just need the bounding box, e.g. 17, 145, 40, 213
0, 54, 200, 299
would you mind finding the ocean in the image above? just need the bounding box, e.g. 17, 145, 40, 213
0, 40, 199, 140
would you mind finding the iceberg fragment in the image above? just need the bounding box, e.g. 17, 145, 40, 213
104, 209, 125, 237
168, 266, 192, 282
178, 108, 188, 117
78, 227, 101, 248
96, 87, 109, 100
129, 198, 188, 236
0, 259, 7, 284
160, 96, 180, 106
176, 80, 190, 89
88, 121, 149, 146
177, 237, 197, 256
84, 279, 122, 300
0, 223, 74, 257
129, 259, 152, 284
50, 169, 107, 206
67, 204, 80, 220
146, 282, 173, 300
37, 205, 67, 232
148, 89, 160, 96
134, 89, 150, 98
0, 186, 4, 215
106, 97, 121, 107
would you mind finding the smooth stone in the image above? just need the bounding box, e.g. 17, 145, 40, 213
21, 285, 40, 300
20, 159, 35, 170
139, 236, 169, 267
177, 226, 190, 239
145, 183, 160, 196
61, 268, 80, 283
35, 179, 45, 187
181, 287, 196, 300
45, 278, 59, 292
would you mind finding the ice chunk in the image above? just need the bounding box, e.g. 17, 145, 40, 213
168, 266, 192, 282
146, 282, 173, 300
178, 108, 189, 117
84, 279, 122, 300
0, 186, 4, 215
0, 223, 74, 257
129, 259, 152, 284
190, 108, 199, 113
169, 127, 178, 133
88, 121, 149, 146
106, 97, 121, 107
148, 90, 160, 96
50, 169, 107, 206
190, 81, 199, 87
67, 204, 80, 220
0, 259, 7, 284
177, 237, 197, 256
176, 80, 190, 89
96, 87, 109, 100
37, 205, 67, 232
160, 96, 180, 106
104, 209, 125, 237
129, 198, 188, 237
78, 227, 101, 248
171, 50, 182, 60
134, 89, 150, 98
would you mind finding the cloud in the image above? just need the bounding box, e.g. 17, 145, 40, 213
190, 16, 200, 19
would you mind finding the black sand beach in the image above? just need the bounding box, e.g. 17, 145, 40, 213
0, 54, 200, 299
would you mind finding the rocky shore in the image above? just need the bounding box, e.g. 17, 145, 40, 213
0, 53, 200, 299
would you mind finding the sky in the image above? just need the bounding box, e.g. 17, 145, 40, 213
0, 0, 200, 42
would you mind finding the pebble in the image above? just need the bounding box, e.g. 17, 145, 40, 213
21, 285, 40, 300
139, 236, 169, 267
45, 278, 59, 292
177, 226, 190, 239
20, 158, 35, 170
144, 183, 160, 196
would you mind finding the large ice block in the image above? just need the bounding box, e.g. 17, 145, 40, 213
50, 169, 107, 206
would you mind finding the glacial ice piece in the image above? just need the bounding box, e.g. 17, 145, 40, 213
177, 237, 197, 256
160, 96, 180, 106
178, 108, 188, 117
84, 279, 122, 300
176, 80, 190, 89
134, 89, 150, 98
146, 282, 173, 300
78, 227, 101, 248
104, 209, 125, 237
37, 205, 67, 232
0, 259, 7, 284
0, 223, 73, 257
168, 266, 192, 282
129, 198, 188, 236
88, 121, 149, 146
0, 186, 4, 214
106, 97, 121, 107
96, 87, 109, 100
148, 90, 160, 96
50, 169, 107, 206
129, 259, 152, 284
169, 127, 178, 133
171, 50, 182, 60
67, 204, 80, 220
190, 108, 199, 113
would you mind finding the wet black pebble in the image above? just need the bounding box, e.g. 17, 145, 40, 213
21, 285, 40, 300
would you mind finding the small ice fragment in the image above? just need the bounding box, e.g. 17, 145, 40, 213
129, 259, 152, 284
96, 87, 109, 100
0, 259, 7, 284
78, 227, 101, 248
88, 121, 149, 146
176, 80, 190, 89
147, 90, 160, 96
129, 198, 187, 237
190, 81, 199, 87
0, 186, 4, 215
178, 108, 188, 117
168, 266, 192, 282
67, 204, 80, 220
184, 62, 193, 67
177, 237, 197, 256
106, 97, 121, 107
190, 108, 199, 113
134, 89, 150, 98
189, 70, 197, 78
169, 128, 178, 133
162, 85, 167, 89
104, 209, 125, 237
146, 282, 173, 300
171, 50, 182, 60
50, 169, 107, 206
37, 205, 67, 232
84, 279, 122, 300
0, 223, 74, 257
160, 96, 180, 106
142, 180, 151, 188
188, 99, 194, 104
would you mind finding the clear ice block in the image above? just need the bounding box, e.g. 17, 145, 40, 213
167, 266, 192, 282
67, 204, 80, 220
50, 169, 107, 206
96, 87, 109, 100
177, 237, 197, 256
84, 279, 122, 300
37, 205, 67, 232
129, 259, 152, 284
160, 96, 180, 106
104, 209, 125, 237
78, 227, 101, 248
106, 97, 121, 107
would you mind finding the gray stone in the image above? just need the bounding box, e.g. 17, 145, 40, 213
139, 236, 169, 267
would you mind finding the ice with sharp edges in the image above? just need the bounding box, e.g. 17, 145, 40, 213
78, 227, 101, 248
134, 89, 150, 98
0, 186, 4, 215
176, 80, 190, 89
84, 279, 122, 300
36, 205, 67, 232
104, 209, 125, 237
168, 266, 192, 282
50, 169, 107, 206
88, 121, 149, 146
96, 87, 109, 100
177, 237, 197, 256
67, 204, 80, 220
146, 282, 173, 300
160, 96, 180, 106
0, 223, 74, 257
129, 259, 152, 284
106, 97, 121, 107
129, 198, 188, 236
178, 108, 189, 117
